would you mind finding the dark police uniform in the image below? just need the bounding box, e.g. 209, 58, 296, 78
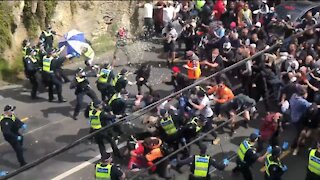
306, 149, 320, 180
264, 154, 286, 180
108, 92, 126, 116
39, 28, 56, 51
42, 54, 66, 102
233, 138, 260, 180
177, 154, 226, 180
0, 111, 27, 166
97, 67, 115, 101
23, 54, 39, 99
70, 73, 98, 120
112, 73, 128, 93
85, 107, 121, 157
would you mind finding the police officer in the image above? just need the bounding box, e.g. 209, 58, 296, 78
112, 68, 134, 93
181, 115, 210, 154
264, 146, 288, 180
22, 39, 31, 56
86, 101, 122, 158
176, 148, 229, 180
232, 133, 267, 180
0, 105, 27, 167
42, 50, 66, 102
108, 89, 128, 116
23, 49, 39, 99
96, 63, 115, 101
70, 68, 98, 120
95, 153, 125, 180
39, 25, 56, 51
158, 109, 185, 152
306, 140, 320, 180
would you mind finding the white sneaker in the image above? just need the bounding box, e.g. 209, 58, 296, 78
292, 148, 299, 156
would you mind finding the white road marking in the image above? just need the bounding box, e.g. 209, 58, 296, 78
51, 142, 126, 180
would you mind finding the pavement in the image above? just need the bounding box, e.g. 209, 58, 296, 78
0, 40, 312, 180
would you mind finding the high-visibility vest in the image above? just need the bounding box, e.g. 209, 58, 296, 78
84, 46, 95, 59
0, 115, 16, 122
195, 0, 205, 11
98, 68, 111, 83
42, 56, 54, 73
89, 110, 102, 130
76, 76, 85, 83
22, 47, 28, 56
194, 155, 210, 177
189, 117, 202, 132
111, 74, 122, 86
308, 149, 320, 176
108, 93, 122, 105
237, 139, 254, 161
43, 30, 53, 37
146, 148, 164, 162
160, 116, 177, 135
24, 55, 37, 63
187, 60, 201, 80
95, 163, 112, 179
265, 154, 282, 177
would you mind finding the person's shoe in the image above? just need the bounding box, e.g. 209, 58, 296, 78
20, 162, 27, 167
292, 148, 299, 156
72, 115, 78, 120
244, 121, 249, 128
212, 137, 221, 145
58, 99, 67, 103
31, 96, 40, 100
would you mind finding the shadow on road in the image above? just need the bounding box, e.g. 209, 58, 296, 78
41, 105, 74, 118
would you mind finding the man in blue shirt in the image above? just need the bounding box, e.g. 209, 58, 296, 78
289, 88, 312, 154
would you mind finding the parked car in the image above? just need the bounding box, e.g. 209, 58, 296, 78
275, 1, 320, 23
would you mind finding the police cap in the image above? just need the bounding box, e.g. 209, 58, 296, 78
4, 105, 16, 112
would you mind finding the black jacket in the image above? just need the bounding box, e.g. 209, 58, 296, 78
0, 115, 24, 142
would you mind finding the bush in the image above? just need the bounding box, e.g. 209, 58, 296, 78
0, 2, 14, 53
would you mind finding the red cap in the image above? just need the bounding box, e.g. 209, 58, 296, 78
172, 66, 180, 73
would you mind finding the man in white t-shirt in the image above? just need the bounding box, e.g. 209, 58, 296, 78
188, 90, 220, 145
138, 0, 154, 32
163, 1, 175, 27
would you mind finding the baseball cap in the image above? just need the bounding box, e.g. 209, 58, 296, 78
4, 105, 16, 112
93, 100, 102, 108
172, 66, 180, 73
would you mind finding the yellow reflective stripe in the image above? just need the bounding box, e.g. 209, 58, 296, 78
160, 116, 177, 135
309, 149, 320, 175
76, 76, 85, 83
43, 30, 52, 37
111, 74, 122, 86
194, 155, 209, 177
95, 163, 111, 179
265, 154, 282, 176
89, 110, 102, 129
0, 115, 16, 122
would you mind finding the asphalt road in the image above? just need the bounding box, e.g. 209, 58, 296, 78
0, 40, 312, 180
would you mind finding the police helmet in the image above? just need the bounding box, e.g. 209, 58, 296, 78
272, 146, 281, 157
120, 68, 128, 75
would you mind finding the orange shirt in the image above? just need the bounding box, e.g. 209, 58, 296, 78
207, 85, 234, 103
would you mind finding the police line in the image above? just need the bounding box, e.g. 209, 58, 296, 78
2, 23, 319, 180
